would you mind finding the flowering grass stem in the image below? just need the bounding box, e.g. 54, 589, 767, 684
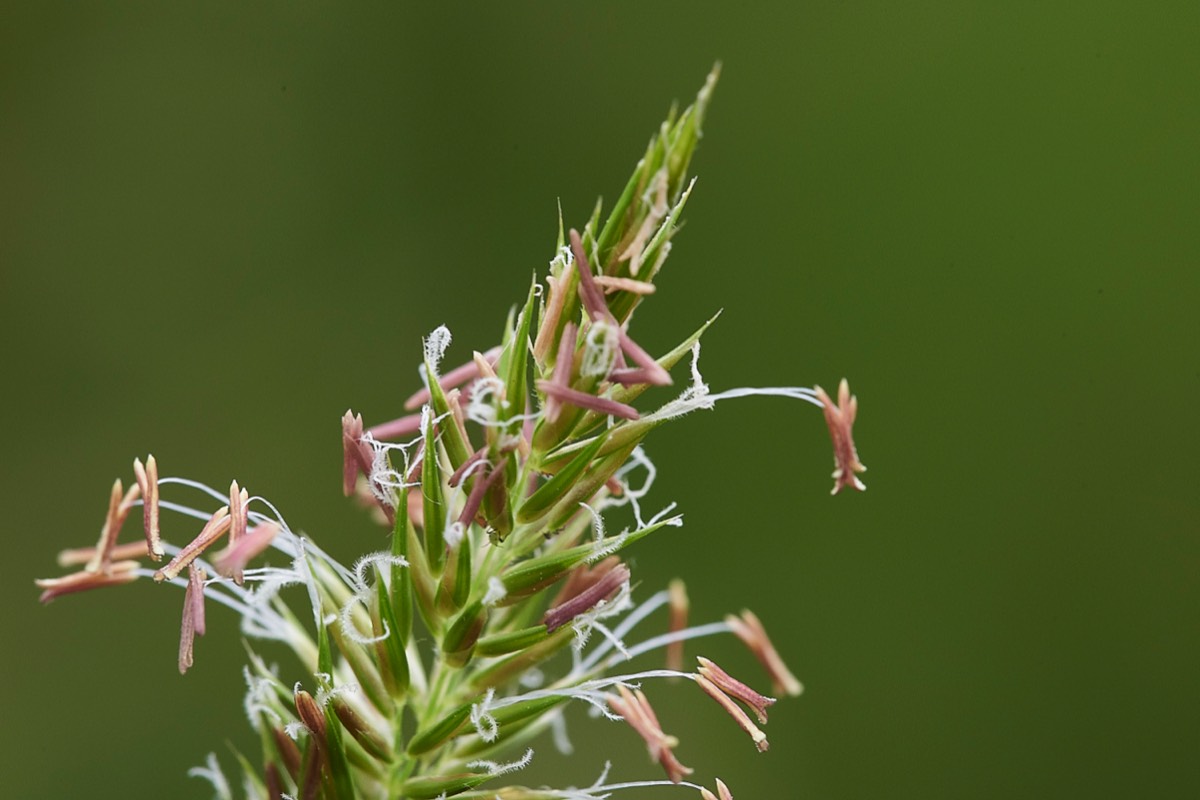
36, 65, 866, 800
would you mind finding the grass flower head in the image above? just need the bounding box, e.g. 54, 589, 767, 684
36, 65, 867, 799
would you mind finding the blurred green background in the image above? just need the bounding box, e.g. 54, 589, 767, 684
2, 2, 1197, 798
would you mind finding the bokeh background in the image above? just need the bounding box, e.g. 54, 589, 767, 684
2, 3, 1197, 798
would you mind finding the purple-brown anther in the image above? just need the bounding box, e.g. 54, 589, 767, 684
533, 272, 566, 364
457, 460, 506, 526
342, 410, 375, 497
699, 779, 734, 800
547, 321, 578, 424
551, 556, 622, 609
57, 540, 149, 568
403, 345, 501, 411
608, 367, 668, 387
264, 763, 284, 800
666, 579, 689, 672
213, 522, 280, 579
696, 674, 769, 753
553, 323, 578, 391
293, 696, 329, 800
300, 745, 323, 800
228, 481, 250, 585
614, 328, 672, 386
154, 506, 232, 583
448, 445, 489, 489
271, 726, 303, 779
543, 321, 578, 424
36, 560, 139, 603
293, 689, 327, 740
726, 609, 803, 697
133, 455, 163, 561
814, 378, 867, 494
697, 657, 776, 724
366, 412, 424, 442
569, 228, 615, 324
536, 380, 640, 421
178, 562, 206, 674
543, 563, 631, 633
85, 478, 141, 574
608, 684, 693, 784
